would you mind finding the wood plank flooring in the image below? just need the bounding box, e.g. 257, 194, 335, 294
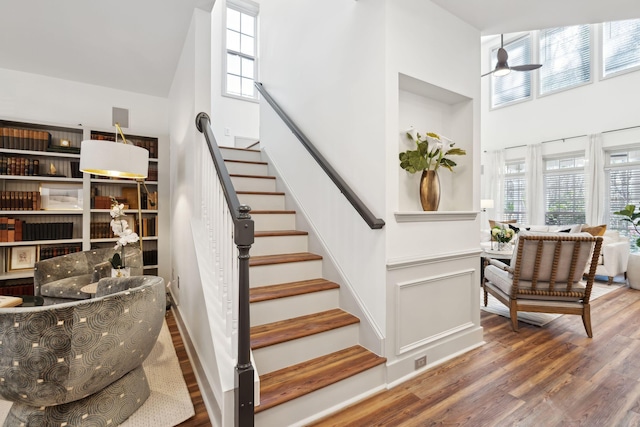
311, 284, 640, 427
168, 310, 212, 427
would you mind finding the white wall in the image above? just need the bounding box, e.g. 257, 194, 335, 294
0, 68, 168, 135
168, 8, 230, 427
383, 0, 483, 383
481, 28, 640, 152
259, 0, 388, 332
210, 0, 260, 147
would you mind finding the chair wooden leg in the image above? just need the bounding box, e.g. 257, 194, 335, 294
582, 304, 593, 338
509, 300, 519, 332
607, 276, 613, 286
483, 287, 488, 307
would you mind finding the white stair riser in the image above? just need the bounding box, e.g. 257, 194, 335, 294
250, 260, 322, 288
224, 161, 268, 176
230, 176, 276, 192
238, 193, 285, 211
252, 234, 308, 256
220, 148, 261, 162
251, 289, 339, 326
251, 213, 296, 231
255, 365, 386, 427
253, 323, 359, 374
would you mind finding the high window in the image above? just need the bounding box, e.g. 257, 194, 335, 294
504, 161, 526, 223
491, 35, 533, 109
539, 25, 591, 95
543, 155, 585, 225
606, 149, 640, 244
224, 1, 258, 100
603, 19, 640, 78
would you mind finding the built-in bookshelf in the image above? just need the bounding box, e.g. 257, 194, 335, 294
0, 119, 163, 293
87, 131, 159, 276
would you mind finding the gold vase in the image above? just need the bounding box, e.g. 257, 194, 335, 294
419, 170, 440, 211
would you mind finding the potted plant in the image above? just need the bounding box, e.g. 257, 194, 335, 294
109, 199, 140, 277
399, 130, 466, 211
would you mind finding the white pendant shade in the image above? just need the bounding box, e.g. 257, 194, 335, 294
80, 139, 149, 179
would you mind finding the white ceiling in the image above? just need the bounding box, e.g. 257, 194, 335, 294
0, 0, 213, 98
431, 0, 640, 36
2, 0, 640, 98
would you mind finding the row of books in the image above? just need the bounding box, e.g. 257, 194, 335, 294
91, 192, 157, 210
91, 195, 126, 210
90, 217, 157, 238
0, 157, 40, 176
39, 244, 82, 261
143, 249, 158, 265
90, 133, 158, 159
0, 127, 51, 151
0, 217, 74, 242
0, 191, 41, 211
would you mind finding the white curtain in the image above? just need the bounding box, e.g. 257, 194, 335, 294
526, 144, 544, 224
585, 133, 605, 225
483, 150, 505, 222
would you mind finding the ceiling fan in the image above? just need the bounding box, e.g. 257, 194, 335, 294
481, 34, 542, 77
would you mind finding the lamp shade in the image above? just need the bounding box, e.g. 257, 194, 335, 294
481, 199, 494, 209
80, 139, 149, 179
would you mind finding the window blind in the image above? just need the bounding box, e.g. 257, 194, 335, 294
603, 19, 640, 77
544, 173, 585, 225
539, 25, 591, 95
491, 35, 532, 108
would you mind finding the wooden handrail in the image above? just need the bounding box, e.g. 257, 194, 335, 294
195, 112, 255, 427
255, 82, 385, 230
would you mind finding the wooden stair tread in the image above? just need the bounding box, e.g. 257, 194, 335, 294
250, 279, 339, 303
224, 159, 267, 165
237, 190, 285, 196
250, 252, 322, 266
250, 210, 296, 214
230, 173, 275, 179
250, 308, 359, 350
220, 146, 260, 153
255, 345, 386, 413
254, 230, 308, 237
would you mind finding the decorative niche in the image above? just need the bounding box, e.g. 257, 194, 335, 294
397, 73, 474, 214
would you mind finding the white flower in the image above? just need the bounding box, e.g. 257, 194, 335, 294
425, 134, 444, 155
110, 203, 125, 219
406, 127, 418, 141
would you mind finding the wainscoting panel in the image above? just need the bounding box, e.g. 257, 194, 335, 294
395, 268, 474, 355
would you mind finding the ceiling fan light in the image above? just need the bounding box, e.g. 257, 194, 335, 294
493, 65, 511, 77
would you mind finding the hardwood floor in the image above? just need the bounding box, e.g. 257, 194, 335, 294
167, 310, 213, 427
311, 284, 640, 427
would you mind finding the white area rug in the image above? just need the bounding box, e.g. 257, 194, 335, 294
481, 282, 623, 326
0, 319, 195, 427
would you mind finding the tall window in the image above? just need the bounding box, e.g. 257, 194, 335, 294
504, 161, 526, 223
225, 1, 258, 100
539, 25, 591, 95
491, 35, 533, 109
603, 19, 640, 78
544, 155, 585, 225
607, 149, 640, 242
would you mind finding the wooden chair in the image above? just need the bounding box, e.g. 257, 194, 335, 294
483, 231, 603, 337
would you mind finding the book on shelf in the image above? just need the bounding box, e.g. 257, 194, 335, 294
0, 127, 50, 151
0, 191, 41, 211
0, 156, 39, 176
39, 243, 82, 261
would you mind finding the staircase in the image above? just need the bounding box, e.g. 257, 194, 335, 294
221, 146, 387, 426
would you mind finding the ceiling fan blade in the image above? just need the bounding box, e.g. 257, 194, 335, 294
511, 64, 542, 72
481, 69, 496, 77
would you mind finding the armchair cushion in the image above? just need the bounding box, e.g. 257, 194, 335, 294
39, 273, 93, 300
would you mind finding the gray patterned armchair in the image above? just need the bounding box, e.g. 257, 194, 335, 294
0, 275, 165, 426
34, 247, 143, 304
